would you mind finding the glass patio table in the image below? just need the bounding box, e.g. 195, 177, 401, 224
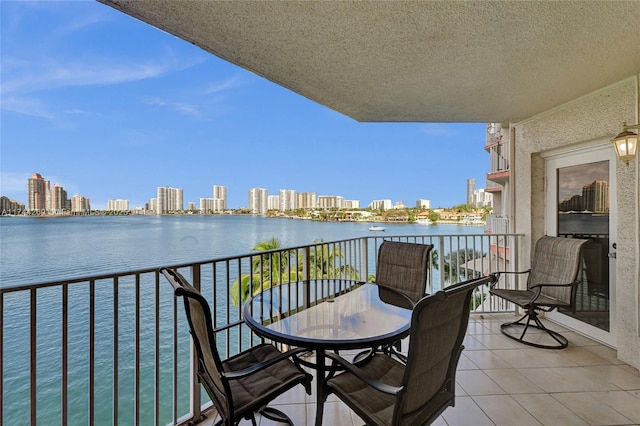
243, 282, 413, 426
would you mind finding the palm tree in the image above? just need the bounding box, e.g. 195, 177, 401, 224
307, 239, 359, 280
231, 238, 361, 305
231, 237, 297, 306
431, 248, 485, 284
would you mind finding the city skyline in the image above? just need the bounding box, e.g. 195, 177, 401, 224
1, 2, 489, 210
17, 173, 443, 212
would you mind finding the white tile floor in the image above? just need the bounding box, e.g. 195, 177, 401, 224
200, 313, 640, 426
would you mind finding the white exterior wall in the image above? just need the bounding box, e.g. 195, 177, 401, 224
268, 195, 280, 210
513, 77, 639, 369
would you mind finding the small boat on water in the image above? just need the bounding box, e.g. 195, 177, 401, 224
369, 225, 386, 231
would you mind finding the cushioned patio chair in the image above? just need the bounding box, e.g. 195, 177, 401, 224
489, 236, 588, 349
323, 275, 495, 426
160, 267, 312, 426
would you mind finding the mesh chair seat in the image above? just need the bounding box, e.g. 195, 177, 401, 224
223, 343, 310, 416
489, 288, 571, 309
327, 355, 403, 425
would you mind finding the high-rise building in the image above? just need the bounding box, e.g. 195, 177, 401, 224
213, 185, 227, 212
279, 189, 296, 211
582, 180, 609, 213
416, 199, 431, 209
297, 192, 317, 209
50, 183, 68, 213
0, 196, 25, 214
27, 173, 49, 212
318, 195, 344, 209
199, 198, 214, 213
268, 195, 280, 210
471, 188, 493, 208
71, 194, 91, 213
368, 199, 392, 211
467, 178, 476, 205
248, 188, 268, 215
343, 200, 360, 209
107, 199, 129, 211
157, 187, 184, 214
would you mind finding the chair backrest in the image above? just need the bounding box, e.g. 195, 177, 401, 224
160, 268, 233, 421
393, 276, 493, 425
376, 241, 433, 304
527, 236, 588, 303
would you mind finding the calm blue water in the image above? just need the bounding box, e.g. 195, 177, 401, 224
1, 215, 484, 425
1, 215, 484, 288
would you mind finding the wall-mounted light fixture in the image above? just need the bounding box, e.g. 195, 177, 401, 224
610, 122, 638, 165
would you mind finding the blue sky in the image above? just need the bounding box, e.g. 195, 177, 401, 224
1, 1, 488, 210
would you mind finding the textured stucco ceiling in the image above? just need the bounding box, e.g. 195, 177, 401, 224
99, 0, 640, 123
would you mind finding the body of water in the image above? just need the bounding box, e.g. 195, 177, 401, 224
1, 215, 485, 425
1, 215, 485, 288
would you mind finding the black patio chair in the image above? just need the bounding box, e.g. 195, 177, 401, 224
489, 236, 588, 349
160, 267, 312, 426
322, 275, 495, 426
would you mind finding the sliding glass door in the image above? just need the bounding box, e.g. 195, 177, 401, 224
544, 143, 616, 347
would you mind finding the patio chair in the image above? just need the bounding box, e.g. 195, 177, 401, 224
376, 240, 434, 306
358, 240, 433, 362
489, 236, 588, 349
322, 275, 495, 426
160, 267, 312, 426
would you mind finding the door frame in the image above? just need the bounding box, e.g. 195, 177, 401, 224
542, 141, 617, 348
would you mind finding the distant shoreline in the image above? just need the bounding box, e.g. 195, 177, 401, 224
1, 212, 485, 226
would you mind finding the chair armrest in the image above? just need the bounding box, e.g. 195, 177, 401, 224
490, 269, 531, 288
529, 282, 575, 288
223, 347, 308, 380
324, 351, 402, 395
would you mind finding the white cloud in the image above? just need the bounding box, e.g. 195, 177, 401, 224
0, 97, 54, 119
203, 76, 243, 95
1, 57, 194, 96
141, 97, 200, 116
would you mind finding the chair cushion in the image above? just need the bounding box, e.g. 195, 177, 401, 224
326, 354, 404, 425
223, 343, 308, 415
489, 288, 569, 308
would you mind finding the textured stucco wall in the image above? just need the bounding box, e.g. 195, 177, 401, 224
513, 77, 639, 370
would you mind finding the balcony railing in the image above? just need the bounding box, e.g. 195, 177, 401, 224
486, 214, 511, 235
1, 233, 521, 425
487, 139, 510, 175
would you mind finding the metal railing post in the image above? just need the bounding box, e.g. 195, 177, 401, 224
303, 246, 311, 309
438, 236, 446, 290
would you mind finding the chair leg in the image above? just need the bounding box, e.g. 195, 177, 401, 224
500, 309, 569, 349
259, 406, 294, 425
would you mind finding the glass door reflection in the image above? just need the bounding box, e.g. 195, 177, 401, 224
556, 160, 610, 332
